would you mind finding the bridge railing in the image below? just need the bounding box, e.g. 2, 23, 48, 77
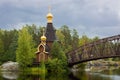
67, 34, 120, 66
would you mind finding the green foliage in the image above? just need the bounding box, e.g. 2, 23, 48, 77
50, 41, 66, 59
16, 27, 35, 69
56, 29, 65, 44
60, 25, 72, 52
92, 36, 99, 41
79, 34, 91, 46
0, 24, 104, 72
46, 58, 67, 73
71, 29, 79, 49
25, 24, 39, 46
0, 29, 18, 63
0, 39, 4, 54
56, 26, 79, 54
6, 30, 18, 61
0, 24, 88, 65
24, 24, 44, 47
46, 41, 68, 72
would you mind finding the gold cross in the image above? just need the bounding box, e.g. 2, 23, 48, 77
43, 28, 45, 36
48, 6, 51, 12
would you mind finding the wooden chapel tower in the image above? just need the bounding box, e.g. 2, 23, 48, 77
35, 8, 56, 63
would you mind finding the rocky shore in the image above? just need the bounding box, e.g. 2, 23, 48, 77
87, 60, 120, 66
71, 60, 120, 72
0, 61, 19, 71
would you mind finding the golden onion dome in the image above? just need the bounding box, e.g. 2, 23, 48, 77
46, 12, 53, 23
41, 35, 47, 41
46, 12, 53, 18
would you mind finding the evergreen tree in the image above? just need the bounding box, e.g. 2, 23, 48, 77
72, 29, 79, 49
51, 41, 66, 60
16, 27, 35, 69
0, 30, 5, 63
4, 29, 18, 61
56, 29, 65, 45
60, 25, 72, 52
25, 24, 44, 47
0, 39, 4, 64
0, 30, 19, 62
0, 39, 4, 54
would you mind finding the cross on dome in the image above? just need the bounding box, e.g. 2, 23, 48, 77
46, 6, 53, 23
41, 28, 46, 41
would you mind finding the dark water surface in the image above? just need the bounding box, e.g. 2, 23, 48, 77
1, 67, 120, 80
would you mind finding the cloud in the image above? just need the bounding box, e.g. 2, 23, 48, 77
0, 0, 120, 38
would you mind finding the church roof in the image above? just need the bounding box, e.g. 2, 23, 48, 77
45, 44, 50, 52
45, 23, 56, 42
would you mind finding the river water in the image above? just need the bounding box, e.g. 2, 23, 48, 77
0, 66, 120, 80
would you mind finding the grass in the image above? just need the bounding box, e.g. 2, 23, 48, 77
18, 67, 47, 76
30, 67, 46, 75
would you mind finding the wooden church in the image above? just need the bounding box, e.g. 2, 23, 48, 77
35, 9, 56, 64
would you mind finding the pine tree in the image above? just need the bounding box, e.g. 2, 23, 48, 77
0, 39, 4, 54
16, 27, 35, 69
60, 25, 72, 52
72, 29, 79, 49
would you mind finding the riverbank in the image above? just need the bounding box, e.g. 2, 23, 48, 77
71, 60, 120, 72
84, 60, 120, 72
86, 66, 120, 72
87, 60, 120, 66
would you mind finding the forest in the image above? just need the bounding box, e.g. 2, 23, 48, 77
0, 24, 100, 71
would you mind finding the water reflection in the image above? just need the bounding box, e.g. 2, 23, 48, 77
17, 72, 70, 80
2, 71, 18, 80
72, 66, 120, 80
17, 72, 46, 80
0, 67, 120, 80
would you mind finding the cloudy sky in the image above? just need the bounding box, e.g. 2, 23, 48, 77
0, 0, 120, 38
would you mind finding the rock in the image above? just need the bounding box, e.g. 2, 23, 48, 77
1, 61, 19, 71
86, 60, 120, 67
